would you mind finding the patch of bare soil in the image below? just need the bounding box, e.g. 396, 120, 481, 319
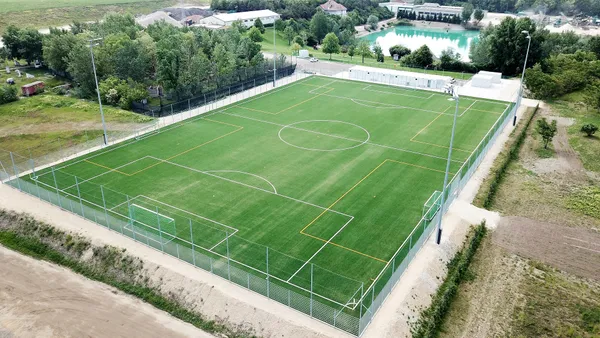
494, 216, 600, 281
0, 122, 149, 138
521, 103, 593, 182
0, 246, 212, 338
440, 238, 526, 338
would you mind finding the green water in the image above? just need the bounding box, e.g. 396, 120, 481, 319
361, 26, 480, 61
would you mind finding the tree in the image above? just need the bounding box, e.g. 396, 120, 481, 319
461, 4, 474, 23
2, 26, 43, 64
536, 118, 558, 149
254, 18, 265, 34
0, 85, 18, 104
283, 26, 295, 45
585, 82, 600, 112
440, 47, 461, 70
322, 33, 340, 60
581, 124, 598, 137
293, 35, 304, 46
310, 10, 329, 43
389, 45, 411, 58
43, 32, 79, 73
248, 26, 263, 42
113, 39, 152, 82
589, 36, 600, 59
402, 45, 433, 67
231, 20, 247, 34
274, 19, 286, 32
357, 40, 372, 63
348, 44, 355, 60
373, 43, 384, 62
473, 9, 484, 24
367, 15, 379, 30
291, 42, 301, 56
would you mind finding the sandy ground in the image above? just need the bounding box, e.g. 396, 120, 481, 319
0, 245, 213, 338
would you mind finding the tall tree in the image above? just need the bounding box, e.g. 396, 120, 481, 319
357, 40, 372, 63
2, 26, 43, 64
254, 18, 265, 34
43, 32, 79, 73
248, 26, 263, 42
367, 15, 379, 30
322, 33, 340, 60
283, 26, 295, 45
473, 9, 484, 24
461, 4, 474, 23
536, 118, 557, 149
310, 10, 329, 44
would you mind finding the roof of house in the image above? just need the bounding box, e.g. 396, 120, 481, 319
184, 15, 204, 23
211, 9, 280, 22
319, 0, 347, 12
136, 11, 183, 28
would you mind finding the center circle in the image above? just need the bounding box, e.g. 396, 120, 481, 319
278, 120, 371, 152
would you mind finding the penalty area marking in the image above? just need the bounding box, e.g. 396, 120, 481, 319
278, 120, 371, 152
204, 170, 278, 194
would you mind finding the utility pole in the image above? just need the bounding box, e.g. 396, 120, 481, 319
515, 30, 531, 126
273, 27, 277, 87
89, 38, 108, 145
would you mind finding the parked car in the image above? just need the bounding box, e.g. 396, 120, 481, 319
309, 57, 319, 63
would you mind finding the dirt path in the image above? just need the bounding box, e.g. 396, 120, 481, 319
0, 245, 213, 338
1, 121, 150, 138
494, 216, 600, 281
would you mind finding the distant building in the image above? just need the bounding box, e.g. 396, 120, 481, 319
319, 0, 347, 16
136, 11, 183, 28
197, 10, 280, 28
379, 2, 462, 18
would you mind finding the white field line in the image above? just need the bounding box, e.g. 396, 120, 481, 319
458, 100, 477, 117
287, 216, 354, 282
123, 221, 177, 246
62, 156, 152, 190
209, 230, 239, 251
233, 76, 314, 108
138, 194, 239, 233
110, 195, 140, 211
362, 84, 433, 100
146, 157, 353, 219
204, 170, 277, 194
131, 203, 175, 223
221, 111, 464, 164
29, 177, 355, 308
565, 243, 600, 254
564, 236, 600, 247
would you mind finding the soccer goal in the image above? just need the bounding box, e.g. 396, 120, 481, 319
127, 203, 177, 244
422, 191, 442, 221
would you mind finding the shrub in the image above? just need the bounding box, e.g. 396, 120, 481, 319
0, 84, 18, 104
581, 123, 598, 137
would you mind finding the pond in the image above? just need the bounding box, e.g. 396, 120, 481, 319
360, 26, 480, 61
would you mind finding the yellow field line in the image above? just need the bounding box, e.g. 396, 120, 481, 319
300, 158, 453, 263
300, 160, 388, 234
411, 112, 444, 141
386, 159, 454, 175
235, 105, 276, 115
129, 120, 244, 176
84, 159, 132, 176
302, 232, 388, 263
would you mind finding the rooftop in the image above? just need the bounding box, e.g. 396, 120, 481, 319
319, 0, 347, 11
212, 9, 280, 22
349, 65, 452, 81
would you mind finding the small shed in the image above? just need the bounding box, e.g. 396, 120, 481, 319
471, 74, 493, 88
299, 50, 309, 58
22, 81, 45, 96
477, 71, 502, 84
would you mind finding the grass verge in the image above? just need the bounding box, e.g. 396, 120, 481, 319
0, 208, 256, 338
473, 105, 539, 209
411, 222, 488, 338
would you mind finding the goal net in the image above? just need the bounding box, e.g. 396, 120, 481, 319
422, 191, 442, 221
127, 203, 177, 243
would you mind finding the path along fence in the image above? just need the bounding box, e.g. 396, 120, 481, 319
0, 70, 522, 336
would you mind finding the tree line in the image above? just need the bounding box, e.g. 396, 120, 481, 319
1, 14, 273, 109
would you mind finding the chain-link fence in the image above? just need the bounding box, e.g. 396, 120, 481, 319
0, 68, 522, 336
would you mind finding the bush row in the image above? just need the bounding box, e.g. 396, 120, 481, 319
482, 105, 539, 209
411, 222, 488, 338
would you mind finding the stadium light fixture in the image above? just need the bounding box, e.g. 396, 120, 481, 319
514, 30, 531, 126
436, 87, 459, 245
88, 37, 108, 145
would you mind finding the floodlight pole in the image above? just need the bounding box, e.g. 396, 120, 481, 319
514, 31, 531, 126
273, 27, 277, 87
89, 38, 108, 145
436, 88, 459, 245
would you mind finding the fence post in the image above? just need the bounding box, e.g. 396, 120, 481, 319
28, 149, 36, 179
127, 195, 136, 241
156, 206, 164, 251
190, 219, 196, 266
310, 263, 314, 316
32, 158, 41, 198
9, 152, 22, 191
266, 247, 270, 298
188, 98, 191, 110
75, 176, 85, 218
51, 167, 62, 208
226, 232, 231, 280
359, 283, 364, 319
100, 185, 112, 231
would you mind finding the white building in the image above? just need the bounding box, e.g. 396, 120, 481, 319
319, 0, 347, 16
196, 10, 280, 28
348, 65, 451, 90
379, 2, 461, 17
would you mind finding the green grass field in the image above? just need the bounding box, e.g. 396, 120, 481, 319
18, 76, 509, 312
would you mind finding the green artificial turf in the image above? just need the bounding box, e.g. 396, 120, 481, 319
12, 76, 510, 313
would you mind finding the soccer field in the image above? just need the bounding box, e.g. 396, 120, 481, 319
14, 76, 512, 329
